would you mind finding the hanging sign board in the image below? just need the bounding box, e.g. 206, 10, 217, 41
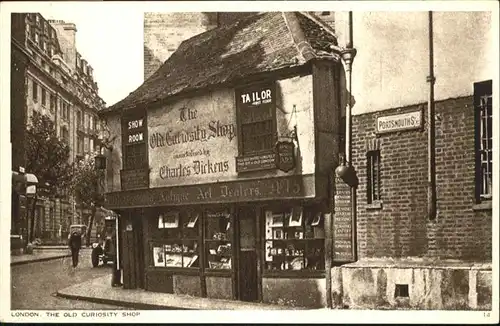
275, 141, 295, 172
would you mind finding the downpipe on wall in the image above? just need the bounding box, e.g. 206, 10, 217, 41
330, 11, 358, 309
427, 11, 437, 220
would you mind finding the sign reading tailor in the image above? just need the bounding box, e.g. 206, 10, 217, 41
376, 110, 423, 134
275, 141, 295, 172
148, 90, 238, 187
235, 82, 277, 172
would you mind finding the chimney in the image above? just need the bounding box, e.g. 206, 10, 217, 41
49, 20, 77, 70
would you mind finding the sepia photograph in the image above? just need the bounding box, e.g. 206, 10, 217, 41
0, 0, 498, 324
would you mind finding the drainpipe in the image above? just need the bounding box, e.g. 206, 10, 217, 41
427, 11, 436, 220
339, 12, 358, 260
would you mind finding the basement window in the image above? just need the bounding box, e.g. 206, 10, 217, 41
395, 284, 409, 298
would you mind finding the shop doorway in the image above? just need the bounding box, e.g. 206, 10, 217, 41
122, 211, 145, 289
237, 207, 258, 302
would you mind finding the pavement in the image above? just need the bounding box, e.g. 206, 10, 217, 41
11, 250, 130, 310
57, 275, 304, 310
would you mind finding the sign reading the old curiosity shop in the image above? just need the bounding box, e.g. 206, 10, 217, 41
235, 82, 276, 172
148, 89, 238, 187
376, 110, 423, 134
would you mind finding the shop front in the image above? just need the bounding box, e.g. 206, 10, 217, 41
108, 173, 330, 307
104, 71, 341, 307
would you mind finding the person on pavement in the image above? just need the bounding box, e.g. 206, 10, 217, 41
68, 231, 82, 268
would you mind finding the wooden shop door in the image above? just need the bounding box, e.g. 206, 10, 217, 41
122, 211, 145, 289
237, 207, 258, 302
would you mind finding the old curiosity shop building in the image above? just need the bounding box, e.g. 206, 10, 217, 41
100, 11, 494, 309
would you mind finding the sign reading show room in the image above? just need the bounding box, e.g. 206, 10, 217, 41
376, 110, 422, 134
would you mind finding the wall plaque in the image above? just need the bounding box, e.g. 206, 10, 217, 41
235, 153, 275, 172
333, 177, 355, 262
120, 168, 150, 191
275, 141, 296, 172
376, 109, 422, 134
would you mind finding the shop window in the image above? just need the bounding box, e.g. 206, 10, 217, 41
236, 81, 276, 156
474, 80, 493, 202
151, 211, 200, 268
264, 207, 325, 272
367, 150, 381, 204
205, 211, 233, 270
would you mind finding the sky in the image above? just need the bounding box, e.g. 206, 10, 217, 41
40, 8, 144, 106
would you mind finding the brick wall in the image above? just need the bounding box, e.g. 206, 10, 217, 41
143, 13, 217, 80
352, 96, 492, 261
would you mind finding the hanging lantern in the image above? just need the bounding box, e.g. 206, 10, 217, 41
335, 164, 359, 188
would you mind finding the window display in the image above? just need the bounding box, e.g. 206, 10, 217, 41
265, 207, 325, 272
150, 210, 200, 268
205, 211, 233, 270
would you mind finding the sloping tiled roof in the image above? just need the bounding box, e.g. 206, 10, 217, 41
104, 12, 340, 113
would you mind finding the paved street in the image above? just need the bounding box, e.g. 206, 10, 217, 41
11, 249, 129, 310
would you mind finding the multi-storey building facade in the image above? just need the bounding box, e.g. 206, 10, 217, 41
11, 13, 106, 244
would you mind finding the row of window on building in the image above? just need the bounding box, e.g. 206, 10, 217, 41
26, 14, 59, 59
30, 77, 98, 130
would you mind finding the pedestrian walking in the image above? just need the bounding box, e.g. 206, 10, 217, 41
68, 231, 82, 268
